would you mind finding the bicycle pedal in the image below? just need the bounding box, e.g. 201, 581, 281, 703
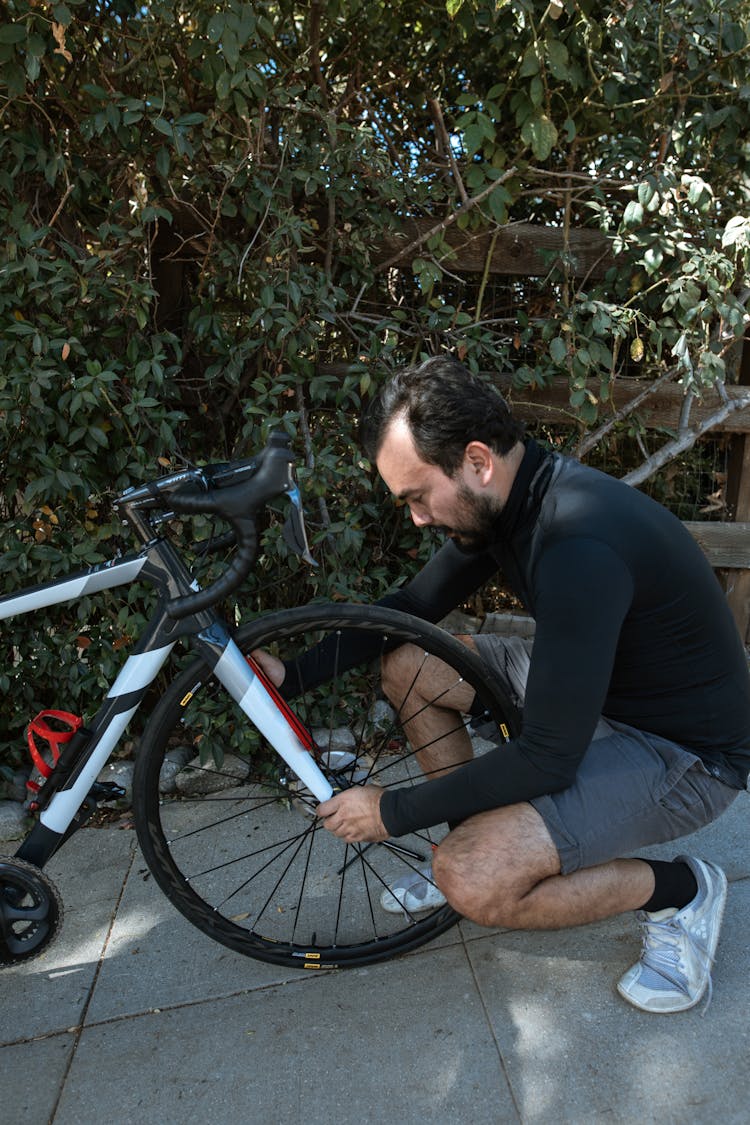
88, 781, 127, 802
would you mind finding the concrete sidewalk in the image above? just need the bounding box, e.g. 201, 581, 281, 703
2, 793, 749, 1125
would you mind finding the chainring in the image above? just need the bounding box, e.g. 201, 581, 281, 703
0, 857, 63, 965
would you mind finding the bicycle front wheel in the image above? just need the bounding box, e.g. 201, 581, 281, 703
133, 605, 518, 969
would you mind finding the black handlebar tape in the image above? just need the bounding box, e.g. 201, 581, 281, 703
167, 514, 258, 620
154, 434, 296, 619
163, 440, 294, 619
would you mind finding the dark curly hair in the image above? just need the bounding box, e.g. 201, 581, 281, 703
361, 356, 524, 475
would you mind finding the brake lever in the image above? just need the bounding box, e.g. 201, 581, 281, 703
282, 484, 317, 567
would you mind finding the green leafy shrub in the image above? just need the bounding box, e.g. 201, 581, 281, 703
1, 0, 748, 785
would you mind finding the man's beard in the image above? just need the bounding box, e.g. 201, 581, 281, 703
439, 482, 502, 550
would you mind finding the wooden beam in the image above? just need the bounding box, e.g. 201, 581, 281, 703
376, 220, 615, 279
492, 374, 750, 434
684, 522, 750, 569
319, 367, 750, 434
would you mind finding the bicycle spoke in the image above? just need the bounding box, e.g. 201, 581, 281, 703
337, 837, 426, 879
365, 723, 474, 786
289, 819, 319, 948
246, 820, 320, 932
348, 841, 428, 926
164, 791, 283, 842
188, 823, 317, 882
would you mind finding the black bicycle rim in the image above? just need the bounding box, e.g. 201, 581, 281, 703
133, 604, 517, 968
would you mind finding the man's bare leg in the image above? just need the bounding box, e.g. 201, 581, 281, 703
380, 636, 480, 779
381, 639, 655, 928
433, 802, 655, 929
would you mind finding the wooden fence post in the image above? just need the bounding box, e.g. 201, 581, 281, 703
723, 332, 750, 642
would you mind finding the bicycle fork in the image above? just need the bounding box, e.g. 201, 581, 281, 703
192, 621, 334, 803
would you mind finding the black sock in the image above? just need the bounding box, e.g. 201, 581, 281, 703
639, 859, 698, 913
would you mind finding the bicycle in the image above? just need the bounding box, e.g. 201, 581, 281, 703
0, 432, 518, 970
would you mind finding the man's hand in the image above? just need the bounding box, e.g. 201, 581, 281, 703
249, 648, 286, 687
316, 785, 389, 843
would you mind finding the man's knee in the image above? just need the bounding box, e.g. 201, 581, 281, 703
382, 638, 478, 712
432, 840, 521, 927
381, 643, 419, 707
432, 805, 561, 928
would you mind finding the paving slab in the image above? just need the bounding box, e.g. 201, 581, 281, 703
53, 944, 516, 1125
467, 877, 750, 1124
457, 790, 750, 1124
85, 840, 328, 1022
0, 1032, 75, 1122
2, 785, 747, 1125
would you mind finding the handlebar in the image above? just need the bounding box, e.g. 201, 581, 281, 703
115, 432, 314, 620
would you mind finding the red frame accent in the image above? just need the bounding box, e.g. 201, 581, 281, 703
245, 656, 316, 754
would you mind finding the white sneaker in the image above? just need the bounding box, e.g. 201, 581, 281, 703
617, 855, 728, 1013
379, 864, 447, 914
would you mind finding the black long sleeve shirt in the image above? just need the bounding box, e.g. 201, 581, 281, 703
290, 441, 750, 836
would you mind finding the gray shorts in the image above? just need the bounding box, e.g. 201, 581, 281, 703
472, 634, 739, 874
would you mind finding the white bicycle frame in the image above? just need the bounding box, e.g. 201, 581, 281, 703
2, 543, 333, 870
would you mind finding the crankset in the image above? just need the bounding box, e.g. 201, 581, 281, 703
0, 857, 63, 965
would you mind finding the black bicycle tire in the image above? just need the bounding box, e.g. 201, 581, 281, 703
133, 604, 519, 969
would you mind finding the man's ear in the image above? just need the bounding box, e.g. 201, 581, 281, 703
463, 441, 494, 485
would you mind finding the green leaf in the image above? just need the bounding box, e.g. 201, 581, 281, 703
519, 47, 540, 78
521, 114, 557, 160
722, 21, 746, 53
3, 62, 25, 96
462, 122, 486, 157
546, 39, 570, 80
176, 113, 207, 127
549, 337, 568, 364
155, 146, 170, 178
53, 4, 72, 25
82, 84, 110, 100
722, 216, 750, 249
27, 34, 46, 58
622, 200, 643, 227
207, 13, 225, 43
221, 28, 240, 69
637, 181, 655, 207
216, 70, 231, 100
489, 188, 508, 224
153, 117, 174, 137
0, 25, 27, 44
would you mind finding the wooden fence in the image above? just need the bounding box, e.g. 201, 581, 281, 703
378, 220, 750, 640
